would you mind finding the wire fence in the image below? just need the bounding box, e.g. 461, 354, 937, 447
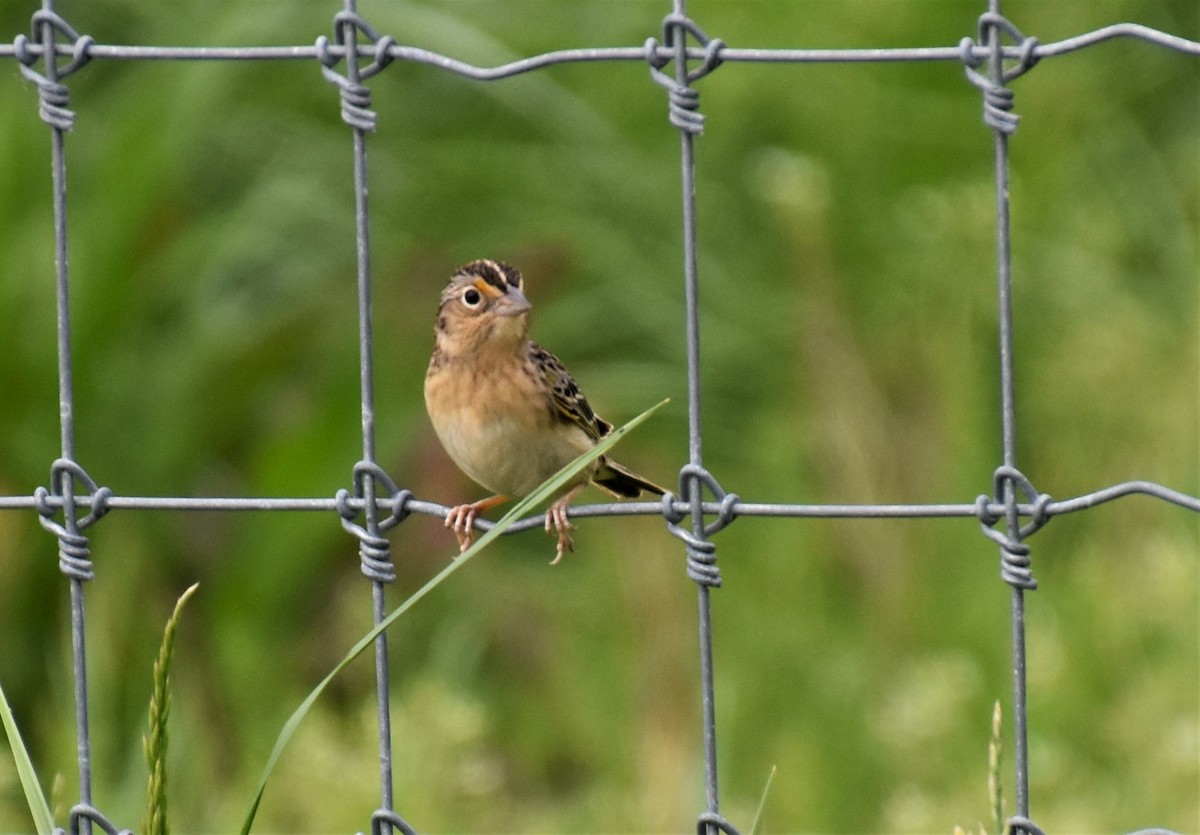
0, 0, 1197, 832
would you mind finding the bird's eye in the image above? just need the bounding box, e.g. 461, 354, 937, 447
462, 288, 483, 308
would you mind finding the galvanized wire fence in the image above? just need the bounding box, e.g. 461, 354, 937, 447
1, 0, 1197, 832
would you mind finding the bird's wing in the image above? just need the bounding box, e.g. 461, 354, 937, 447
530, 342, 611, 443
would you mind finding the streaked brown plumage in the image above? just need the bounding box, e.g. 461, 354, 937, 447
424, 259, 663, 562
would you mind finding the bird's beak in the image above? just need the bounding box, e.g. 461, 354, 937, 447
492, 285, 530, 317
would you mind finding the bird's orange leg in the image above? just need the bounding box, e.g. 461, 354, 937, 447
445, 494, 508, 553
545, 483, 588, 565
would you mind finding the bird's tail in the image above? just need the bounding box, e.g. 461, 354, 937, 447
593, 457, 666, 499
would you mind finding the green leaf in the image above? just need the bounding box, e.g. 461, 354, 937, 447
0, 678, 55, 835
239, 398, 669, 834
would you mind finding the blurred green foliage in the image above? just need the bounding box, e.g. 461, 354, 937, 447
0, 0, 1196, 832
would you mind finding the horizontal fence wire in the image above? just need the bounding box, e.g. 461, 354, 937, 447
2, 21, 1199, 66
1, 0, 1197, 833
5, 480, 1200, 522
7, 479, 1200, 516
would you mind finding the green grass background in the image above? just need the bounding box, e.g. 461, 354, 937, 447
0, 0, 1196, 832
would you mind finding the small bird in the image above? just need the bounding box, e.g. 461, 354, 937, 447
424, 259, 664, 563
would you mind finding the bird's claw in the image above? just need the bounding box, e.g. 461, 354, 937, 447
445, 504, 477, 553
545, 502, 575, 565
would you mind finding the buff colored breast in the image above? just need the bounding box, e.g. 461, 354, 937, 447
424, 354, 594, 499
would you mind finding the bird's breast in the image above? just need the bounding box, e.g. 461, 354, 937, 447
425, 358, 594, 498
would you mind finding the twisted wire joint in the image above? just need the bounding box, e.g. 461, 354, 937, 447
1006, 815, 1048, 835
53, 802, 133, 835
960, 11, 1039, 135
335, 461, 411, 583
975, 465, 1051, 590
315, 10, 396, 132
644, 12, 724, 135
696, 811, 742, 835
33, 458, 111, 582
662, 463, 739, 588
366, 808, 419, 835
12, 10, 94, 131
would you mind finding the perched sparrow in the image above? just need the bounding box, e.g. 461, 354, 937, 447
424, 259, 664, 563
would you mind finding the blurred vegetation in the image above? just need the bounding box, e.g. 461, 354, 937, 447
0, 0, 1196, 832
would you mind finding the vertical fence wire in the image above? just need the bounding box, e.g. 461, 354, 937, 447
317, 4, 404, 832
27, 2, 93, 833
45, 5, 95, 826
1, 2, 1197, 833
342, 9, 396, 827
667, 3, 722, 831
984, 1, 1032, 822
962, 4, 1043, 826
643, 10, 738, 833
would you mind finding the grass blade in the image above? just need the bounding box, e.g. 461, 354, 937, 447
748, 764, 776, 835
989, 700, 1004, 835
240, 398, 668, 834
143, 582, 200, 835
0, 678, 55, 835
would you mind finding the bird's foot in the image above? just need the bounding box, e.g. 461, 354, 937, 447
545, 486, 586, 564
445, 495, 507, 554
445, 504, 478, 553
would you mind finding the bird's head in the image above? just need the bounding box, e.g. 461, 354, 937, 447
434, 259, 531, 356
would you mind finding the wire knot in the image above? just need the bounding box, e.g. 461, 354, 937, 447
34, 458, 110, 582
644, 13, 724, 135
13, 10, 93, 131
335, 461, 411, 584
976, 465, 1051, 591
1006, 816, 1048, 835
52, 803, 134, 835
365, 808, 419, 835
316, 10, 395, 133
662, 464, 739, 588
696, 811, 743, 835
960, 12, 1038, 136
